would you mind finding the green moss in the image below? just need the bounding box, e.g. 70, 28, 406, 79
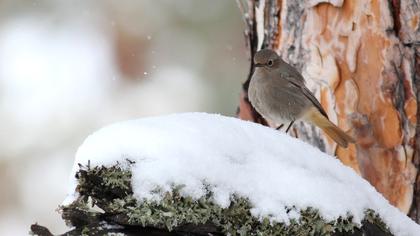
64, 163, 392, 236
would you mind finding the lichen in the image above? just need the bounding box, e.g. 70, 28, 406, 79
57, 163, 393, 236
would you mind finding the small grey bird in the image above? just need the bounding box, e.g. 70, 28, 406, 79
248, 49, 354, 147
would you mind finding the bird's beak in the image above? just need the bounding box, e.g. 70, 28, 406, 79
254, 63, 263, 67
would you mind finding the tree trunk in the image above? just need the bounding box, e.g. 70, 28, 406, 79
236, 0, 420, 222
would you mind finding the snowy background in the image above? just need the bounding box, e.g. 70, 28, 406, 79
0, 1, 247, 234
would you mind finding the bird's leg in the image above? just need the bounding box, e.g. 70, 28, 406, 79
285, 121, 295, 133
276, 124, 284, 130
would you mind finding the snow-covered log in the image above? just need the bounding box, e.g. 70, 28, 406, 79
31, 113, 420, 235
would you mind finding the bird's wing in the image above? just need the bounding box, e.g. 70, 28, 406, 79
301, 85, 329, 118
283, 75, 329, 119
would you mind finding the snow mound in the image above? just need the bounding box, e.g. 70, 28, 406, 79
65, 112, 420, 236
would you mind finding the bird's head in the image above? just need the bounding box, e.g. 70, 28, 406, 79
254, 49, 281, 69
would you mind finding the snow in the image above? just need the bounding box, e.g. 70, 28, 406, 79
65, 113, 420, 236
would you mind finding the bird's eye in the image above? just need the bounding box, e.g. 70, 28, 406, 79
267, 60, 273, 66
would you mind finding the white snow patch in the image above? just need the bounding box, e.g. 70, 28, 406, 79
65, 113, 420, 235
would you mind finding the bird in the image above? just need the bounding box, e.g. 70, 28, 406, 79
248, 48, 355, 148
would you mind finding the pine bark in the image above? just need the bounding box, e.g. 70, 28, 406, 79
237, 0, 420, 222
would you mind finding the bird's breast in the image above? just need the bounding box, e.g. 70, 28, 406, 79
249, 70, 309, 124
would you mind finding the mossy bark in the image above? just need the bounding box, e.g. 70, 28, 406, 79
31, 163, 393, 236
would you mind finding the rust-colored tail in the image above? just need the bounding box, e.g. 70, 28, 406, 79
303, 107, 355, 148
